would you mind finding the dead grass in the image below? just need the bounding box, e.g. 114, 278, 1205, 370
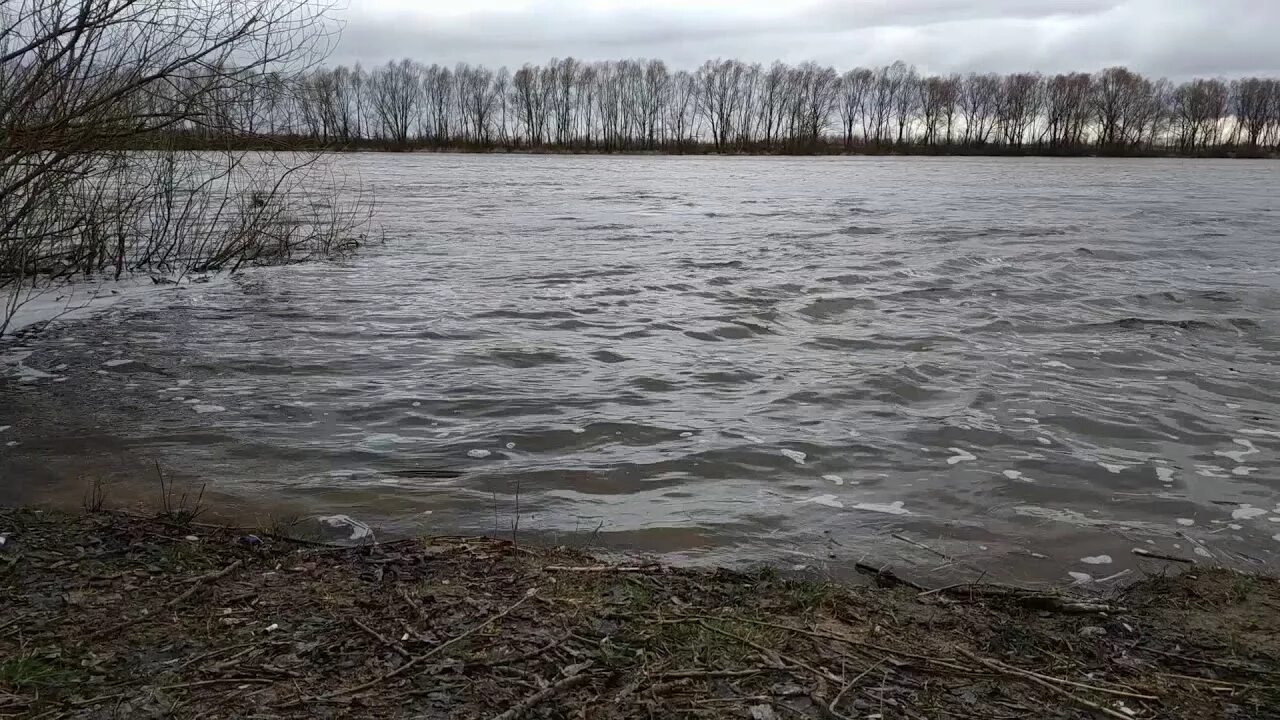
1, 507, 1278, 719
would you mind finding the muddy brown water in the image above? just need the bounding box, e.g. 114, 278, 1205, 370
3, 154, 1279, 585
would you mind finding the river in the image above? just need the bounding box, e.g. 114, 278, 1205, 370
3, 153, 1279, 584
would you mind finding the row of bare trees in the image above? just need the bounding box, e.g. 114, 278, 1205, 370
1, 0, 370, 336
272, 58, 1280, 155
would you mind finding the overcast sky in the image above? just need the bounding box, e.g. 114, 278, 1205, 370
330, 0, 1280, 79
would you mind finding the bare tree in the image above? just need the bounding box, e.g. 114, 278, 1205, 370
838, 68, 873, 148
1, 0, 368, 335
997, 73, 1043, 147
889, 62, 920, 144
918, 75, 958, 146
1045, 73, 1092, 148
959, 73, 1001, 146
369, 59, 422, 145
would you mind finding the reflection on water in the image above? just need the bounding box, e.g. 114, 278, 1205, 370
3, 154, 1280, 583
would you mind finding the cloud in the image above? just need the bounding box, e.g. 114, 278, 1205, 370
329, 0, 1280, 79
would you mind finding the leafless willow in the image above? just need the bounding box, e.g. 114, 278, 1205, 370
0, 0, 372, 335
276, 57, 1280, 156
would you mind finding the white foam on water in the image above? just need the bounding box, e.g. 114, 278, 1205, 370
822, 474, 845, 486
1081, 555, 1112, 565
1274, 534, 1280, 543
780, 449, 807, 465
505, 442, 516, 449
1195, 465, 1230, 478
570, 427, 586, 434
1068, 571, 1093, 585
1014, 417, 1039, 424
1098, 463, 1126, 474
192, 405, 226, 414
1036, 436, 1052, 445
801, 494, 843, 509
177, 379, 192, 387
1002, 469, 1032, 482
1270, 517, 1280, 523
851, 501, 910, 516
1215, 438, 1259, 463
1228, 524, 1243, 530
1043, 360, 1073, 370
467, 449, 491, 459
103, 358, 135, 367
1232, 506, 1267, 520
1194, 547, 1213, 559
5, 441, 17, 447
411, 401, 421, 407
743, 435, 765, 444
1176, 518, 1195, 526
946, 447, 976, 464
1241, 428, 1280, 438
679, 432, 693, 438
1232, 466, 1255, 476
0, 426, 9, 433
1155, 467, 1176, 482
183, 398, 201, 404
3, 349, 55, 382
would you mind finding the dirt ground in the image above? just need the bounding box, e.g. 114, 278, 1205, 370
1, 507, 1278, 719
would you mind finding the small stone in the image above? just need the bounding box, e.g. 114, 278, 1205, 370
1079, 626, 1106, 638
749, 705, 778, 720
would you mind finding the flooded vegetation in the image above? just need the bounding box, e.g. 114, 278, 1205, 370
3, 154, 1279, 586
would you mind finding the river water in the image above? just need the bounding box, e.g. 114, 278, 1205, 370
3, 154, 1280, 584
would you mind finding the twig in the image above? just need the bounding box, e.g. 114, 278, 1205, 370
830, 659, 886, 713
489, 666, 594, 720
957, 649, 1139, 719
544, 564, 662, 573
399, 586, 427, 621
468, 634, 569, 668
669, 615, 972, 674
892, 533, 955, 562
511, 477, 521, 549
1132, 548, 1195, 564
853, 562, 929, 592
352, 618, 411, 658
811, 688, 856, 720
158, 679, 274, 690
1138, 646, 1280, 677
83, 617, 141, 642
656, 668, 772, 679
697, 620, 842, 683
299, 588, 538, 703
167, 560, 244, 607
1152, 671, 1268, 689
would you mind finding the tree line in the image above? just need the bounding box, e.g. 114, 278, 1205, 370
258, 58, 1280, 156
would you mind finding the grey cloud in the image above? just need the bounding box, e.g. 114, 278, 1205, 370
330, 0, 1280, 79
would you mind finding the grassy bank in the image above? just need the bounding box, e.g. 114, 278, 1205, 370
1, 507, 1278, 719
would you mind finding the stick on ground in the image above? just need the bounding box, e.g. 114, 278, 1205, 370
167, 560, 244, 607
490, 666, 594, 720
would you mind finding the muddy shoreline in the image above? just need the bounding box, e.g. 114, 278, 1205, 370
2, 506, 1278, 719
